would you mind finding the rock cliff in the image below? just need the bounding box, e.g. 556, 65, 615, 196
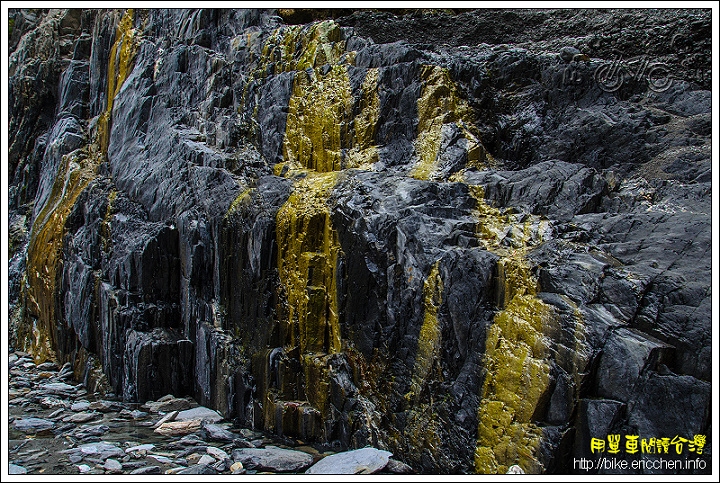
8, 8, 712, 474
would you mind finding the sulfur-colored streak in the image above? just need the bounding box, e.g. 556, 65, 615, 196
464, 182, 555, 474
474, 291, 552, 475
261, 20, 347, 75
97, 9, 139, 156
262, 20, 386, 441
276, 172, 342, 356
412, 65, 485, 180
406, 261, 444, 405
22, 9, 139, 362
283, 64, 353, 173
225, 187, 253, 218
346, 67, 380, 169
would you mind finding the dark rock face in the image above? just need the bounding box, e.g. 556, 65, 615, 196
8, 7, 711, 475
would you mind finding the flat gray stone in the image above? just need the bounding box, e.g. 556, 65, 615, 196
12, 417, 55, 432
129, 465, 162, 475
64, 411, 100, 423
305, 447, 393, 474
79, 442, 124, 459
146, 397, 192, 413
9, 464, 28, 474
89, 400, 118, 412
202, 422, 235, 441
176, 464, 219, 475
176, 406, 222, 423
126, 443, 155, 453
179, 434, 204, 445
233, 446, 314, 472
39, 382, 76, 395
148, 454, 173, 464
71, 401, 91, 412
37, 361, 59, 371
384, 458, 413, 474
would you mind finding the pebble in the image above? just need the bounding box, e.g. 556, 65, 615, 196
179, 434, 204, 445
152, 410, 179, 428
206, 445, 230, 461
37, 362, 59, 371
89, 400, 118, 412
148, 454, 173, 464
69, 454, 83, 464
202, 422, 235, 441
198, 454, 216, 466
385, 458, 414, 474
176, 464, 218, 475
186, 452, 203, 464
125, 443, 155, 453
47, 408, 66, 419
72, 424, 110, 439
230, 461, 245, 474
79, 442, 124, 459
103, 458, 123, 473
164, 467, 188, 474
64, 411, 100, 423
77, 464, 92, 473
507, 464, 525, 474
129, 465, 162, 475
71, 401, 91, 412
39, 397, 67, 409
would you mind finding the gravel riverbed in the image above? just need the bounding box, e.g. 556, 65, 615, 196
8, 350, 412, 475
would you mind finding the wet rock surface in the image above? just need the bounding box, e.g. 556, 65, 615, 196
8, 7, 712, 475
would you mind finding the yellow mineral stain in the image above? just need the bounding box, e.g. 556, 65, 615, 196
22, 9, 139, 362
261, 20, 347, 75
464, 181, 555, 474
97, 9, 139, 156
346, 68, 380, 169
260, 20, 387, 440
247, 20, 381, 176
276, 172, 342, 356
225, 187, 254, 218
283, 64, 353, 173
412, 65, 486, 180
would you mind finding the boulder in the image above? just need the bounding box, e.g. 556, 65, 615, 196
305, 447, 393, 475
